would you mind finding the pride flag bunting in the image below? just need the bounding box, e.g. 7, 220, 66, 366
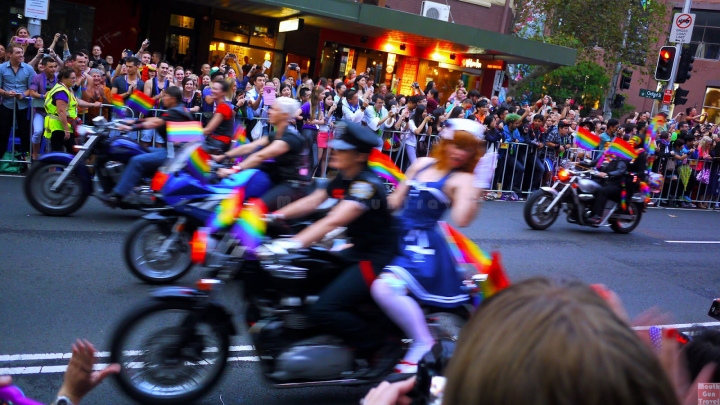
185, 146, 211, 184
126, 90, 154, 115
606, 137, 640, 161
438, 221, 510, 299
368, 149, 405, 186
167, 121, 204, 143
575, 127, 601, 151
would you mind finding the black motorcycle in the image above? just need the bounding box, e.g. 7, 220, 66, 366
109, 229, 472, 404
523, 162, 645, 234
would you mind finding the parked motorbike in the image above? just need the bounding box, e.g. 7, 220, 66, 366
523, 161, 645, 234
109, 229, 473, 404
124, 143, 273, 284
24, 117, 161, 216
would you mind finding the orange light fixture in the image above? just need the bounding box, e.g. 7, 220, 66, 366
190, 228, 209, 264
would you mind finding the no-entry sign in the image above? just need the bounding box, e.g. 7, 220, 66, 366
670, 13, 695, 44
663, 89, 674, 105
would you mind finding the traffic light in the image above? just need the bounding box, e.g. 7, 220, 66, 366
620, 68, 633, 90
654, 46, 676, 81
674, 87, 689, 105
612, 94, 626, 109
675, 47, 694, 84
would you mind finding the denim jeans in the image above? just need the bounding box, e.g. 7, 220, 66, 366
112, 147, 167, 196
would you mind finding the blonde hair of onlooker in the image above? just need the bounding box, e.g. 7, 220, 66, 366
443, 277, 679, 405
224, 77, 236, 101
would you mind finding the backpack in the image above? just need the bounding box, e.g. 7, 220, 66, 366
334, 98, 345, 121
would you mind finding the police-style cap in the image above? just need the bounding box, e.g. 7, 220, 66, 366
329, 121, 382, 153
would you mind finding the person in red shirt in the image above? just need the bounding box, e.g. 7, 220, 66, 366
202, 78, 235, 153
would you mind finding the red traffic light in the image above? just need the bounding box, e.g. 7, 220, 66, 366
655, 46, 677, 81
661, 50, 671, 60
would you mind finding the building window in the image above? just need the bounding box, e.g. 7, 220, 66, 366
214, 20, 250, 44
685, 10, 720, 60
170, 14, 195, 29
208, 41, 273, 68
702, 87, 720, 124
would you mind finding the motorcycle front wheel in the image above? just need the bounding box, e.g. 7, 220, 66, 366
109, 299, 231, 405
124, 219, 193, 284
24, 162, 88, 216
610, 202, 643, 234
523, 190, 560, 230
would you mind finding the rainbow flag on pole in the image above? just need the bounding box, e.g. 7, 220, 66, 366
110, 94, 126, 117
438, 221, 510, 299
207, 187, 245, 232
606, 137, 640, 161
167, 121, 204, 143
185, 146, 211, 184
233, 123, 248, 147
368, 149, 405, 186
575, 127, 601, 151
228, 198, 268, 255
126, 90, 154, 115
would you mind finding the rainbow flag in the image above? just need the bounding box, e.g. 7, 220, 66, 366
185, 146, 211, 184
438, 221, 509, 299
575, 127, 601, 151
167, 121, 204, 143
368, 149, 405, 186
110, 94, 126, 117
229, 198, 268, 253
207, 187, 245, 232
233, 123, 248, 147
646, 114, 665, 156
126, 90, 154, 115
606, 137, 640, 161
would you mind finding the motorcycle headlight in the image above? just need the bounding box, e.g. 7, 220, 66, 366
557, 169, 571, 182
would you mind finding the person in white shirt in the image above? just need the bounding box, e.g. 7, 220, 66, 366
363, 94, 396, 151
245, 73, 268, 140
333, 81, 346, 105
341, 89, 364, 124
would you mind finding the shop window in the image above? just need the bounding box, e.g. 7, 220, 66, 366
168, 34, 191, 55
214, 20, 250, 44
25, 0, 95, 55
702, 87, 720, 125
250, 25, 276, 48
208, 41, 273, 68
170, 14, 195, 29
682, 9, 720, 60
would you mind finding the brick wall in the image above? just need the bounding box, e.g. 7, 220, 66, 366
624, 0, 720, 117
385, 0, 512, 34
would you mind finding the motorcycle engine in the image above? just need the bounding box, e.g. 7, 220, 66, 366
104, 161, 125, 185
268, 336, 354, 382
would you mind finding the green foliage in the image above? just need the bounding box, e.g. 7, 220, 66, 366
509, 0, 670, 95
518, 61, 610, 110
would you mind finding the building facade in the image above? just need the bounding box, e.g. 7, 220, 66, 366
625, 0, 720, 122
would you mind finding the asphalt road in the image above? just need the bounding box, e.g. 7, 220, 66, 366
1, 175, 719, 404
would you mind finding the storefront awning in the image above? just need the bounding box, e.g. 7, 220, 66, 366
198, 0, 576, 66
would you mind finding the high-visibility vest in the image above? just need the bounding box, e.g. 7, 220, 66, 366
44, 83, 78, 138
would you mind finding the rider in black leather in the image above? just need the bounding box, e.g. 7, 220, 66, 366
271, 121, 398, 370
214, 97, 312, 211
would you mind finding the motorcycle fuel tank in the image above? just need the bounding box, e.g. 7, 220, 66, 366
107, 138, 148, 162
577, 179, 601, 193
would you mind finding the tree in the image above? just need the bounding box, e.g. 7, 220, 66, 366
520, 61, 611, 112
507, 0, 670, 97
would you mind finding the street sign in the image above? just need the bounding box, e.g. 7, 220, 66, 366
669, 13, 695, 44
24, 0, 49, 20
639, 89, 663, 100
663, 89, 674, 105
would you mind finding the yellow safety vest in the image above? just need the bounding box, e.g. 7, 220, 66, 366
44, 83, 78, 138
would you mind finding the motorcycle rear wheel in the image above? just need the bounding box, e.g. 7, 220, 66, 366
24, 162, 88, 216
109, 299, 230, 405
124, 219, 193, 284
523, 190, 560, 230
610, 202, 642, 234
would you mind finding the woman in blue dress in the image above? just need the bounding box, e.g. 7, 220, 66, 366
370, 119, 496, 374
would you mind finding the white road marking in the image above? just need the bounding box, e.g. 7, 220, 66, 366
4, 322, 720, 376
665, 241, 720, 244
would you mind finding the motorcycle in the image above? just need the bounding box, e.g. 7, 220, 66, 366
523, 161, 645, 234
24, 117, 162, 216
109, 229, 474, 404
123, 142, 274, 284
